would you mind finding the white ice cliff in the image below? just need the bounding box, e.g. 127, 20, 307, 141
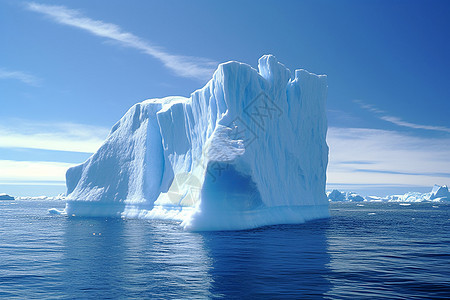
63, 55, 329, 231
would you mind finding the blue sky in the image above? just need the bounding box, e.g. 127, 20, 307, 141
1, 0, 449, 196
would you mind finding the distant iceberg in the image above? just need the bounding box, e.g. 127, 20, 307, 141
63, 55, 329, 231
430, 185, 449, 201
0, 193, 15, 201
327, 185, 449, 203
327, 190, 364, 202
385, 185, 449, 202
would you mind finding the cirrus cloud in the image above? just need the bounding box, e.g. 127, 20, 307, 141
0, 68, 41, 86
354, 99, 450, 134
327, 127, 450, 188
0, 120, 109, 153
25, 2, 217, 81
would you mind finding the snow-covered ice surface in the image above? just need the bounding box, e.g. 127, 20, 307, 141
63, 55, 329, 231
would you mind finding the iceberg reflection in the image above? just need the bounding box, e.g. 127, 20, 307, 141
62, 218, 330, 298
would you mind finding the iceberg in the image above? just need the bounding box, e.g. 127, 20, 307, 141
346, 192, 364, 202
430, 184, 449, 201
327, 190, 346, 202
327, 185, 449, 203
327, 190, 364, 202
0, 193, 15, 201
382, 185, 449, 202
63, 55, 329, 231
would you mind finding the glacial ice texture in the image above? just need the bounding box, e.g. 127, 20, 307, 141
64, 55, 329, 231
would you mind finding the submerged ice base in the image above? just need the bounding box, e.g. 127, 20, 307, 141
64, 55, 329, 231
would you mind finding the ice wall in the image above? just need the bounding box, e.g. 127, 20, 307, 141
64, 55, 329, 231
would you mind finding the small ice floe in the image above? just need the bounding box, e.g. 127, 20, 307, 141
432, 205, 439, 208
368, 212, 376, 215
356, 204, 364, 207
48, 208, 64, 215
399, 203, 411, 206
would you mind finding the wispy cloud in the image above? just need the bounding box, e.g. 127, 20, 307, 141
0, 160, 72, 183
25, 2, 217, 81
327, 127, 450, 188
353, 100, 385, 114
0, 68, 41, 86
355, 100, 450, 134
0, 120, 109, 187
0, 120, 109, 153
379, 115, 450, 133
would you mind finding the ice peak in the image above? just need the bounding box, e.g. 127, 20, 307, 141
258, 54, 291, 85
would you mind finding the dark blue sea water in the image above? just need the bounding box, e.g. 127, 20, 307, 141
1, 200, 449, 299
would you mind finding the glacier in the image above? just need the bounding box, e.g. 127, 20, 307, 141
63, 55, 329, 231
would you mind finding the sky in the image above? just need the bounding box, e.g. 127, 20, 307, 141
1, 0, 449, 197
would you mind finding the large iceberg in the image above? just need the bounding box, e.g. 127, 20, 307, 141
63, 55, 329, 231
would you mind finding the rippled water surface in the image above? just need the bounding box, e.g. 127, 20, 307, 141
1, 200, 449, 299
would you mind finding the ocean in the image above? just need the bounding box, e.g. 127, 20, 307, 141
1, 200, 449, 299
